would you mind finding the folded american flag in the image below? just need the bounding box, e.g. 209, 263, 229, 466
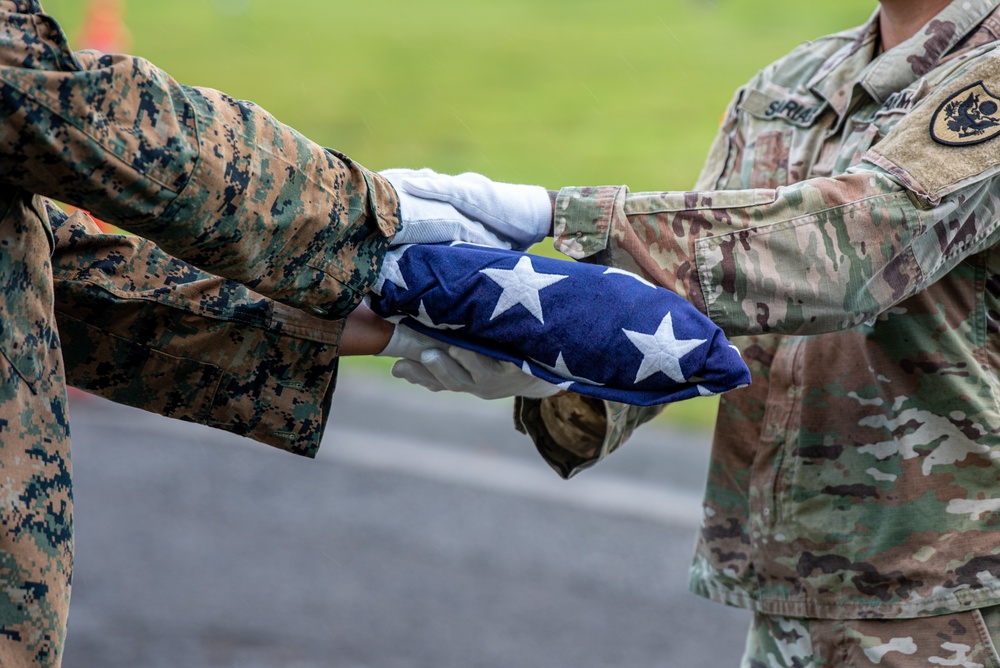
370, 243, 750, 406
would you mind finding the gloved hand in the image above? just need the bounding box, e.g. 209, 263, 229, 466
383, 168, 552, 251
382, 169, 509, 248
391, 345, 561, 400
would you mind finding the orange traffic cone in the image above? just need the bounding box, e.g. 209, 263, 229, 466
77, 0, 131, 54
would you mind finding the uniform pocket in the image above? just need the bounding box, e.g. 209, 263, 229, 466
739, 89, 827, 189
749, 129, 793, 189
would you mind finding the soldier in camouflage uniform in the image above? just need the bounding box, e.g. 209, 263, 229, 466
392, 0, 1000, 664
0, 0, 422, 664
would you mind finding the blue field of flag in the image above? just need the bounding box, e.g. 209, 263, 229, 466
370, 243, 750, 406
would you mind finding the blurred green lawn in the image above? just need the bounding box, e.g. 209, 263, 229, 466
48, 0, 875, 429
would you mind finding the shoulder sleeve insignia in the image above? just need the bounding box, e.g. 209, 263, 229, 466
931, 81, 1000, 146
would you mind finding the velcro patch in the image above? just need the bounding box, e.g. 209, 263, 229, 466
865, 47, 1000, 201
930, 81, 1000, 146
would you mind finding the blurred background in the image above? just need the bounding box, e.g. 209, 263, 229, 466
43, 0, 875, 666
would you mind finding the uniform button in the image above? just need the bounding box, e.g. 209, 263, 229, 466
307, 305, 328, 316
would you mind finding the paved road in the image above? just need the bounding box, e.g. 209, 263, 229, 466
62, 365, 749, 667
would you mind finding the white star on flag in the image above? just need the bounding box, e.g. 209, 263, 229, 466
532, 351, 605, 387
414, 300, 465, 331
375, 247, 408, 293
623, 312, 706, 383
520, 361, 574, 391
480, 256, 567, 324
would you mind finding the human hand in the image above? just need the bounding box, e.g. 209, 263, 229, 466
383, 169, 552, 251
392, 345, 560, 400
382, 169, 510, 248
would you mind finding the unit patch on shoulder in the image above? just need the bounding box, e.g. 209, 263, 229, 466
930, 81, 1000, 146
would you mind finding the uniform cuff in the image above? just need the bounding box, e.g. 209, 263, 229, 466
514, 393, 627, 479
299, 153, 403, 319
204, 302, 344, 456
58, 297, 344, 458
360, 165, 403, 239
552, 186, 626, 260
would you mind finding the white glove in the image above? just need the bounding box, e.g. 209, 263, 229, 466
391, 345, 560, 400
376, 323, 447, 361
382, 169, 510, 248
384, 169, 552, 251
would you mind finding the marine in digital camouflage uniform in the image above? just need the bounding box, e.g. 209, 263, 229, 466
0, 0, 402, 665
512, 0, 1000, 664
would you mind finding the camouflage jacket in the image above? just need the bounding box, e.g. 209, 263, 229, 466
516, 0, 1000, 619
0, 4, 402, 663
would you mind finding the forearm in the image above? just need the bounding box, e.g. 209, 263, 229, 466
340, 302, 394, 356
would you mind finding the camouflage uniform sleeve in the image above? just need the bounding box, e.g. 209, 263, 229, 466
551, 170, 929, 338
51, 203, 340, 457
526, 50, 1000, 475
0, 9, 400, 321
525, 170, 923, 475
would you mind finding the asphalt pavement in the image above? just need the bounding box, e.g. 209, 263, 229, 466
62, 365, 749, 667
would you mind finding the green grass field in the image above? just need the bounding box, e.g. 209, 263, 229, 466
46, 0, 875, 429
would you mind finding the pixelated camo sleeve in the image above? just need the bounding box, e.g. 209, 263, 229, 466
0, 11, 401, 320
51, 203, 341, 457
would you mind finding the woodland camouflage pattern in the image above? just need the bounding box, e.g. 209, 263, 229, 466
0, 0, 401, 665
516, 0, 1000, 624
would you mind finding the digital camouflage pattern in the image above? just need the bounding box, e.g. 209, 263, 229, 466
744, 606, 1000, 668
0, 3, 401, 320
0, 1, 401, 665
516, 0, 1000, 622
52, 204, 344, 458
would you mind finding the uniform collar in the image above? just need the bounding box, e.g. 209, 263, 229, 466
810, 0, 1000, 116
